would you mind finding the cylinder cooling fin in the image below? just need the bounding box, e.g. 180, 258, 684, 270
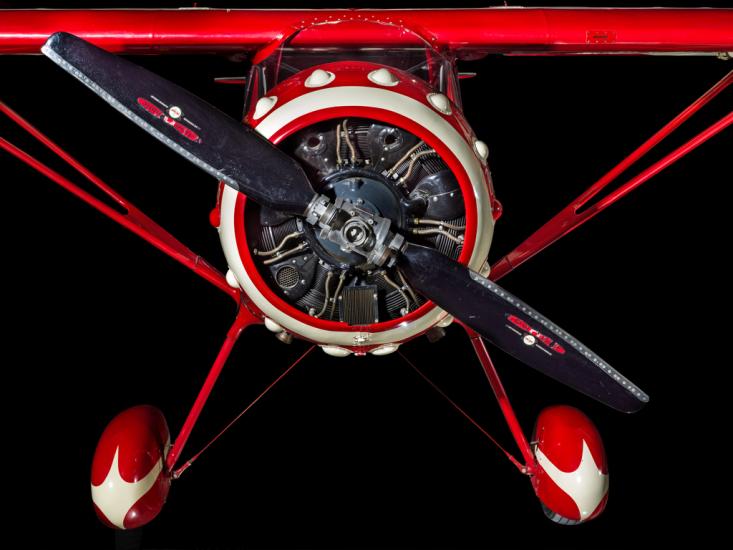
245, 117, 467, 326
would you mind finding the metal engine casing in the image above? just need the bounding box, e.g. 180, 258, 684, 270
218, 61, 496, 353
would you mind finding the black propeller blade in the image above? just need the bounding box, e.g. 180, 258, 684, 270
399, 245, 648, 413
41, 32, 316, 215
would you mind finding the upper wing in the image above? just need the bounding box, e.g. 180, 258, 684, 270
0, 8, 732, 57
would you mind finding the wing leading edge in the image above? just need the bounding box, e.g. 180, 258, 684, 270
0, 8, 732, 57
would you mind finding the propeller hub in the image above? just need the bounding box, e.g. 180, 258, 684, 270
303, 167, 408, 270
342, 218, 370, 247
306, 194, 404, 269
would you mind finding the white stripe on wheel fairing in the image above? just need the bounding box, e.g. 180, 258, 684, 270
536, 440, 609, 521
220, 85, 493, 346
91, 448, 163, 529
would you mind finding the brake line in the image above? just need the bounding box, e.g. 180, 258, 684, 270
398, 351, 526, 472
173, 345, 315, 479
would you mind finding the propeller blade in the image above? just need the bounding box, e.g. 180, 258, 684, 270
41, 32, 315, 215
399, 245, 648, 413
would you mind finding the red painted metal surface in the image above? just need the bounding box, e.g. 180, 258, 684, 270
91, 405, 171, 529
1, 9, 732, 55
0, 101, 240, 301
166, 309, 259, 471
532, 405, 608, 523
490, 70, 733, 282
464, 326, 535, 473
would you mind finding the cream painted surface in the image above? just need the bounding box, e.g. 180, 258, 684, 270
264, 317, 284, 333
437, 315, 454, 328
253, 96, 277, 120
474, 139, 489, 161
220, 85, 493, 346
426, 92, 452, 115
321, 345, 353, 357
305, 69, 336, 88
536, 440, 609, 520
91, 448, 163, 529
368, 68, 400, 87
225, 269, 240, 289
370, 343, 400, 356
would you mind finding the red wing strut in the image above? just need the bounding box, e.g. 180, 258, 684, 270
0, 102, 240, 301
491, 70, 733, 282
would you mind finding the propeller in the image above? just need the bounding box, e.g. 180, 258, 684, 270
42, 32, 648, 413
399, 245, 648, 412
41, 32, 316, 215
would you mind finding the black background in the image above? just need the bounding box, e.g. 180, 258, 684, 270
2, 1, 731, 548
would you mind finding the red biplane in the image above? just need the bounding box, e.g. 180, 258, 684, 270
1, 4, 731, 533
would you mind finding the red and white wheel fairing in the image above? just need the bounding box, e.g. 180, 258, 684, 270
218, 62, 495, 350
91, 405, 171, 529
532, 405, 609, 524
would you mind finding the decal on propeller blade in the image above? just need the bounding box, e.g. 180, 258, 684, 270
167, 105, 182, 119
136, 97, 202, 143
507, 314, 566, 355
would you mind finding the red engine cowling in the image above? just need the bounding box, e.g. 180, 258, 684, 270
91, 405, 171, 529
531, 405, 608, 525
